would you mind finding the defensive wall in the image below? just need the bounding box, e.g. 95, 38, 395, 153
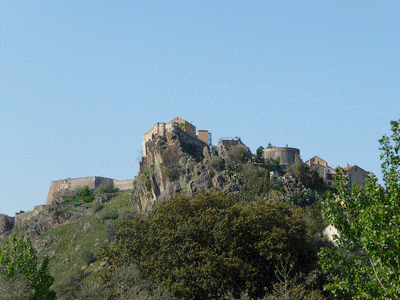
46, 176, 134, 205
14, 205, 49, 223
142, 122, 175, 157
142, 122, 208, 158
263, 146, 300, 167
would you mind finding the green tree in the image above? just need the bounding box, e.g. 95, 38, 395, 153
257, 146, 264, 158
103, 191, 316, 299
0, 236, 55, 299
320, 119, 400, 299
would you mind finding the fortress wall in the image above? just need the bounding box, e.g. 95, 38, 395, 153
94, 177, 114, 188
173, 125, 208, 150
15, 205, 50, 224
46, 177, 96, 205
113, 179, 134, 191
15, 211, 34, 223
263, 147, 300, 166
143, 122, 168, 157
218, 140, 242, 148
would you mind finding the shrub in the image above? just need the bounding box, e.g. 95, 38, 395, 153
227, 145, 250, 164
92, 201, 103, 213
63, 186, 94, 205
82, 249, 97, 266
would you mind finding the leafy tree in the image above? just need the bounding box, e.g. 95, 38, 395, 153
257, 146, 264, 158
0, 236, 55, 299
320, 119, 400, 299
103, 191, 316, 299
240, 164, 272, 200
285, 159, 325, 192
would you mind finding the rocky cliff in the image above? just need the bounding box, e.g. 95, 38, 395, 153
131, 125, 255, 211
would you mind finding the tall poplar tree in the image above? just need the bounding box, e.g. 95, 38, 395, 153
320, 119, 400, 299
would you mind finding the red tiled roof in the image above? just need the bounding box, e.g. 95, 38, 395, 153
343, 165, 356, 171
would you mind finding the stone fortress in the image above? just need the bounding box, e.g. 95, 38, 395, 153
0, 116, 367, 237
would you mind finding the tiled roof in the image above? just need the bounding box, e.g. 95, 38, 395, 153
343, 165, 356, 171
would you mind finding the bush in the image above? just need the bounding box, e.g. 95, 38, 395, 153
227, 145, 250, 164
63, 186, 94, 205
92, 201, 103, 213
81, 249, 97, 266
77, 265, 172, 300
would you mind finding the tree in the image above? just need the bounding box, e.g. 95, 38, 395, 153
257, 146, 264, 158
0, 236, 55, 300
103, 191, 316, 299
320, 119, 400, 299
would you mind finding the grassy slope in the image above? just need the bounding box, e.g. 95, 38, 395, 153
35, 190, 133, 286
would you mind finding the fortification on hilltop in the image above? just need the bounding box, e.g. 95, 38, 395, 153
263, 146, 300, 168
142, 116, 211, 158
46, 176, 133, 206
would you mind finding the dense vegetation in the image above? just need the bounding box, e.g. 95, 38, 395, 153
104, 192, 317, 299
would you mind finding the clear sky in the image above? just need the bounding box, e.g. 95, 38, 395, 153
1, 0, 399, 216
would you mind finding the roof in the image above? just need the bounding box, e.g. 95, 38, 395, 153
343, 165, 367, 173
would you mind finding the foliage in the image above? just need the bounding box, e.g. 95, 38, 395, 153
0, 236, 55, 300
100, 206, 119, 220
265, 255, 326, 300
227, 145, 251, 164
91, 201, 103, 213
0, 272, 33, 300
78, 265, 172, 300
81, 249, 97, 266
285, 159, 325, 192
63, 186, 94, 205
320, 119, 400, 299
274, 176, 319, 207
103, 191, 316, 299
52, 271, 84, 300
240, 164, 271, 200
257, 146, 264, 158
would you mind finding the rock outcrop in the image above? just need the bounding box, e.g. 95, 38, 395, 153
131, 125, 253, 211
0, 214, 15, 235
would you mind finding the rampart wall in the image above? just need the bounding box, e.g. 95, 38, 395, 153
143, 122, 169, 157
46, 176, 98, 205
15, 205, 49, 223
113, 179, 134, 191
173, 125, 208, 151
263, 147, 300, 167
46, 176, 134, 205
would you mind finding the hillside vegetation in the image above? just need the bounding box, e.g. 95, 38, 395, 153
1, 131, 346, 299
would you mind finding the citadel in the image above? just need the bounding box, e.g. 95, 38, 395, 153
0, 116, 367, 236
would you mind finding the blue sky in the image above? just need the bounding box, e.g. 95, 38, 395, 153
1, 0, 399, 216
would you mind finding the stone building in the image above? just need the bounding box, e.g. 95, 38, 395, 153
305, 156, 336, 187
343, 165, 368, 187
263, 146, 300, 168
142, 117, 210, 158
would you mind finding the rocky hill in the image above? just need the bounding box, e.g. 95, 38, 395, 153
131, 124, 280, 211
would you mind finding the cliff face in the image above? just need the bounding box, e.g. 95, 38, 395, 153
0, 214, 15, 236
131, 126, 252, 211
